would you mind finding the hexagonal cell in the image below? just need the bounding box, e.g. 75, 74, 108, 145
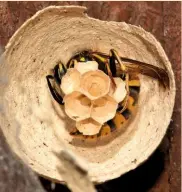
75, 61, 98, 74
91, 95, 118, 124
76, 118, 102, 135
109, 77, 127, 103
64, 91, 91, 121
80, 70, 110, 100
60, 68, 81, 95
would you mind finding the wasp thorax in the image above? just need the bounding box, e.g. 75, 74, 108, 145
60, 61, 127, 136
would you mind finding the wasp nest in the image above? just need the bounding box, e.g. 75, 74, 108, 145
0, 6, 175, 184
61, 62, 126, 135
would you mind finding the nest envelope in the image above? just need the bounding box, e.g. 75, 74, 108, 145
0, 6, 175, 183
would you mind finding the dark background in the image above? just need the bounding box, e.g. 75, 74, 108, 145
0, 2, 181, 192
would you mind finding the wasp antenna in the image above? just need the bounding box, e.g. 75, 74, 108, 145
105, 62, 117, 88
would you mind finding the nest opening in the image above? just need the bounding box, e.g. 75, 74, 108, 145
0, 5, 175, 184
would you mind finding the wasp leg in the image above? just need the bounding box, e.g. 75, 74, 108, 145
109, 49, 130, 113
90, 51, 109, 59
46, 75, 64, 105
110, 49, 126, 73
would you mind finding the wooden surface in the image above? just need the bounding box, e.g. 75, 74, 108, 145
0, 2, 181, 192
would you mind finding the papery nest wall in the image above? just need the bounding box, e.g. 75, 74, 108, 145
0, 6, 175, 183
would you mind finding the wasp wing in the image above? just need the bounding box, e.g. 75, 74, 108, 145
75, 51, 170, 88
117, 59, 170, 88
103, 55, 170, 89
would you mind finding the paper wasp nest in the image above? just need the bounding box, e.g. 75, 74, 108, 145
0, 6, 175, 183
61, 64, 126, 135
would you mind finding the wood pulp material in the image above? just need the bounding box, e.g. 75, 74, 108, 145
0, 6, 175, 183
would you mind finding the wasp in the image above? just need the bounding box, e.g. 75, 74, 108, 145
46, 49, 170, 141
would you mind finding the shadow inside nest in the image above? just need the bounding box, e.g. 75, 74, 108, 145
96, 148, 166, 192
39, 136, 167, 192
